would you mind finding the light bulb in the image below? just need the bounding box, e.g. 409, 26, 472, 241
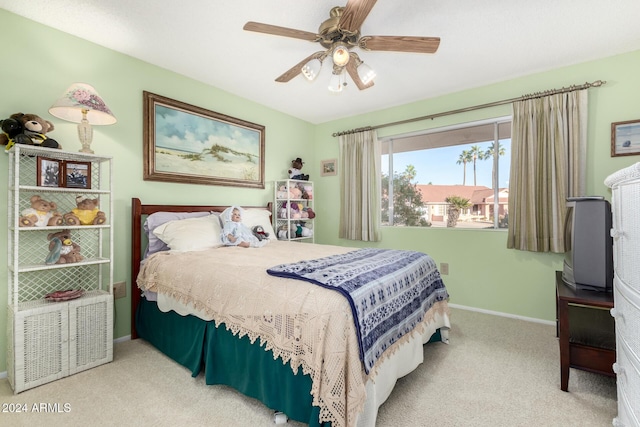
332, 44, 350, 67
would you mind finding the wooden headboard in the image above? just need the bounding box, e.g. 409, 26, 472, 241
130, 197, 272, 338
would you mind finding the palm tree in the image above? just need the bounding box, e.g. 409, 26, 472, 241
456, 150, 472, 185
484, 142, 506, 188
469, 145, 485, 186
444, 195, 472, 227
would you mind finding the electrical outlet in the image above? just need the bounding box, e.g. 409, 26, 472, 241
440, 263, 449, 275
113, 281, 126, 299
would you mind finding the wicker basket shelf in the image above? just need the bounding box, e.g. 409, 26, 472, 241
7, 146, 114, 393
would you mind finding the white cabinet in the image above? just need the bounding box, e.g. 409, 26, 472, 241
606, 163, 640, 427
7, 145, 114, 393
273, 179, 314, 242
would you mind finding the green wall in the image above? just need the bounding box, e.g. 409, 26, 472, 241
0, 8, 639, 373
313, 49, 640, 321
0, 10, 315, 372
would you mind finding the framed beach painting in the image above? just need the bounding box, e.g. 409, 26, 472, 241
611, 119, 640, 157
143, 91, 265, 188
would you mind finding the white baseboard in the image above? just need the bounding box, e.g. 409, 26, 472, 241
114, 335, 131, 344
448, 303, 556, 326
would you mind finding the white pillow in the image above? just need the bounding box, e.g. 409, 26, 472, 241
152, 214, 223, 252
242, 209, 277, 240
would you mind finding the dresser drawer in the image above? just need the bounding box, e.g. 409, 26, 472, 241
613, 338, 640, 426
613, 278, 640, 360
611, 179, 640, 292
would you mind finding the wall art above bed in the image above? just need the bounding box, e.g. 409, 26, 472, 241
143, 91, 265, 188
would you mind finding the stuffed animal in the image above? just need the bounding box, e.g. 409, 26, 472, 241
252, 225, 270, 241
45, 229, 83, 264
0, 112, 61, 151
64, 196, 107, 226
298, 222, 313, 237
302, 185, 313, 199
288, 157, 309, 181
19, 195, 64, 227
0, 117, 27, 152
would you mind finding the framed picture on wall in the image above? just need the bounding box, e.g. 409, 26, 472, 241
36, 157, 62, 187
321, 158, 337, 176
611, 119, 640, 157
143, 91, 265, 188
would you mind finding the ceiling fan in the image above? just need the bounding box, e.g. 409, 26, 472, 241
243, 0, 440, 92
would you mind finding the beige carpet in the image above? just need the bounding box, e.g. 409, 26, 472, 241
0, 307, 617, 426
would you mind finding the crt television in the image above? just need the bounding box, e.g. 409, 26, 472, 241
562, 197, 613, 292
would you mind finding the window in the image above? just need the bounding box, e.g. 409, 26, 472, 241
381, 117, 511, 229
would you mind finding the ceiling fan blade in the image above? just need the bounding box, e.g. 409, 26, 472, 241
339, 0, 378, 33
243, 21, 319, 42
345, 53, 374, 90
359, 35, 441, 53
275, 51, 326, 83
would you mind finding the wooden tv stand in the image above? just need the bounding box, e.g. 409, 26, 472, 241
555, 271, 615, 391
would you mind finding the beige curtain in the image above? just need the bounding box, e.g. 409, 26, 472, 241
507, 90, 587, 252
339, 129, 381, 241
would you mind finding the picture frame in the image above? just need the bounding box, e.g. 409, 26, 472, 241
64, 161, 91, 189
611, 119, 640, 157
143, 91, 265, 188
36, 157, 62, 187
321, 158, 337, 176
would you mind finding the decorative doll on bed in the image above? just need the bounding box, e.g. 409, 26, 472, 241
220, 206, 267, 248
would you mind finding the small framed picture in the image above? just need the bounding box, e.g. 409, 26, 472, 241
321, 158, 337, 176
611, 119, 640, 157
64, 161, 92, 189
37, 157, 62, 187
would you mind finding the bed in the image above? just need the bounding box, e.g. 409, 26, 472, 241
130, 198, 450, 427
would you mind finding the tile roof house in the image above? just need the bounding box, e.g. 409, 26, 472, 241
416, 184, 509, 224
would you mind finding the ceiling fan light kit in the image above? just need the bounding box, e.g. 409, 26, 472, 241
328, 70, 347, 93
332, 43, 351, 67
243, 0, 440, 94
302, 57, 323, 81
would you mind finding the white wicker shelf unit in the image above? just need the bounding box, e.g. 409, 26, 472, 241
606, 163, 640, 427
273, 179, 314, 242
7, 145, 114, 393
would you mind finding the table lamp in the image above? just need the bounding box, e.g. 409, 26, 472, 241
49, 83, 117, 154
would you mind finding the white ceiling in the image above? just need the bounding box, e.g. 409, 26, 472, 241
2, 0, 640, 124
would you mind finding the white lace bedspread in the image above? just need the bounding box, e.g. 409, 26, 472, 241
136, 240, 450, 427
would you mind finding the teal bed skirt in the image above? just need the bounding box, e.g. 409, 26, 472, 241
136, 296, 442, 426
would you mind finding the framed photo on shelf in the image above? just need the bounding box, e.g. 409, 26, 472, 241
611, 119, 640, 157
64, 161, 91, 189
321, 158, 337, 176
36, 157, 62, 187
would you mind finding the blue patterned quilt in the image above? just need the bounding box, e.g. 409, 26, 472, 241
267, 248, 449, 374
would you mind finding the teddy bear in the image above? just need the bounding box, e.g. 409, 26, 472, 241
0, 117, 28, 152
19, 195, 64, 227
0, 112, 61, 151
45, 229, 83, 265
252, 225, 270, 241
288, 157, 309, 181
64, 196, 107, 226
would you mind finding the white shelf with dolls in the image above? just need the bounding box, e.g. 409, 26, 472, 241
7, 145, 113, 393
273, 179, 315, 242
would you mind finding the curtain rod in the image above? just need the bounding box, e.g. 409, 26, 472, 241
331, 80, 606, 137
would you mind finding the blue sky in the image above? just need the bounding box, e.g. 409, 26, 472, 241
154, 105, 260, 155
382, 140, 512, 188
